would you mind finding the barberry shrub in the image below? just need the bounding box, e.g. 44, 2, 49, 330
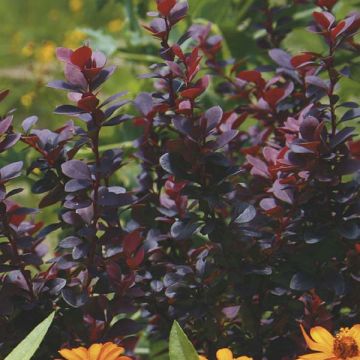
0, 0, 359, 359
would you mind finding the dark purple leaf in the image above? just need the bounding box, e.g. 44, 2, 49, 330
61, 160, 91, 180
172, 115, 193, 135
36, 223, 61, 239
260, 198, 277, 211
0, 264, 19, 273
290, 273, 315, 291
272, 179, 294, 204
170, 219, 200, 240
289, 143, 314, 154
340, 108, 360, 122
213, 130, 238, 149
47, 80, 82, 92
134, 93, 153, 117
54, 105, 84, 115
62, 288, 89, 308
100, 91, 128, 107
339, 102, 359, 108
0, 133, 21, 152
338, 221, 360, 240
47, 278, 66, 295
103, 114, 132, 126
76, 205, 94, 224
91, 65, 117, 90
9, 207, 38, 217
107, 318, 144, 338
234, 204, 256, 224
150, 280, 164, 292
299, 116, 319, 140
98, 188, 135, 207
5, 187, 24, 199
222, 305, 240, 319
59, 236, 82, 248
72, 244, 88, 260
64, 179, 92, 192
269, 49, 293, 69
22, 116, 38, 133
169, 1, 188, 25
330, 127, 355, 149
205, 106, 223, 132
104, 100, 130, 118
0, 161, 23, 182
0, 116, 13, 133
159, 153, 190, 178
337, 159, 360, 175
305, 75, 329, 90
65, 64, 88, 88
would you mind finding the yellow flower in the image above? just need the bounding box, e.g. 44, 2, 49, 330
69, 0, 83, 13
21, 42, 34, 57
63, 29, 86, 49
298, 324, 360, 359
37, 41, 56, 63
21, 91, 36, 108
107, 19, 124, 33
199, 348, 253, 360
59, 342, 132, 360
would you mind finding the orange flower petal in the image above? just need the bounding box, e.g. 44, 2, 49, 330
104, 349, 125, 360
199, 356, 208, 360
236, 357, 253, 360
99, 343, 124, 360
300, 325, 332, 353
89, 344, 102, 360
349, 324, 360, 342
297, 353, 332, 359
59, 348, 86, 360
216, 348, 234, 360
309, 327, 334, 348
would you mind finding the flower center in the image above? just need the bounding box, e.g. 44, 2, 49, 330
333, 328, 359, 359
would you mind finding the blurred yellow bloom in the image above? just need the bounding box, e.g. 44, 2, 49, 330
107, 19, 124, 33
59, 342, 131, 360
63, 29, 86, 49
48, 9, 60, 21
21, 91, 35, 108
32, 168, 41, 176
199, 348, 253, 360
37, 41, 56, 63
21, 42, 34, 57
69, 0, 83, 13
298, 324, 360, 359
11, 32, 22, 53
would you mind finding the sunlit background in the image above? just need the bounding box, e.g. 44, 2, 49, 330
1, 0, 359, 121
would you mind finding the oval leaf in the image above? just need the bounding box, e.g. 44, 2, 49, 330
61, 160, 91, 180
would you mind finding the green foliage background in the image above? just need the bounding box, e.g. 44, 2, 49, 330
0, 0, 359, 135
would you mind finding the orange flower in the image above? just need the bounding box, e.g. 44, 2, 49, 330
298, 324, 360, 359
59, 342, 132, 360
199, 348, 253, 360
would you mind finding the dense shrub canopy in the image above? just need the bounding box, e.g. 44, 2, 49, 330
0, 0, 359, 359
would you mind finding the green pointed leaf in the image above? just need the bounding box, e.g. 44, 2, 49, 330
5, 312, 55, 360
169, 321, 198, 360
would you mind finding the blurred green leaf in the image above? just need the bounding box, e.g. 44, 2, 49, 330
169, 321, 198, 360
5, 312, 55, 360
80, 28, 119, 55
